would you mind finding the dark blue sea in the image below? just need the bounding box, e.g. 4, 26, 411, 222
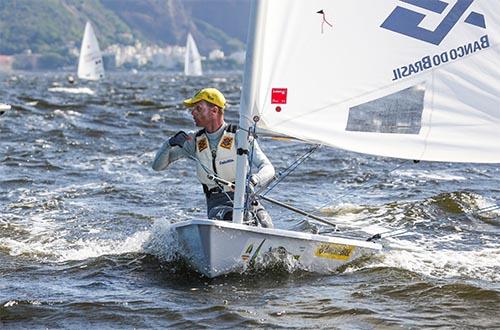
1, 71, 499, 329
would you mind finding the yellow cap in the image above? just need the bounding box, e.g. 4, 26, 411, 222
183, 88, 226, 109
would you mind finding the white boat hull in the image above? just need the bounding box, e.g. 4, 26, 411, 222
171, 219, 382, 278
0, 103, 11, 116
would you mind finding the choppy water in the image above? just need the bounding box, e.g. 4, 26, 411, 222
1, 71, 499, 329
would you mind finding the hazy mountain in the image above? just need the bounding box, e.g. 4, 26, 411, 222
0, 0, 250, 56
182, 0, 251, 48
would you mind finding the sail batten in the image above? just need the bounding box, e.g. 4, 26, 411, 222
242, 0, 500, 163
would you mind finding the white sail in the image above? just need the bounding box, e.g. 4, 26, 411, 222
168, 1, 386, 277
240, 0, 500, 163
77, 21, 105, 81
184, 33, 203, 76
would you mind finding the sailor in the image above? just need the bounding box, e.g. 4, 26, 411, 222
152, 87, 275, 227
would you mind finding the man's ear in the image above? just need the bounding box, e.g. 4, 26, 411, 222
210, 105, 219, 115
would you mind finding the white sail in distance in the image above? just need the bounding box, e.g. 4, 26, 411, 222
77, 21, 105, 81
240, 0, 500, 163
184, 33, 203, 76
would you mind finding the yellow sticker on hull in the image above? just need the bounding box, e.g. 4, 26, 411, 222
314, 243, 355, 260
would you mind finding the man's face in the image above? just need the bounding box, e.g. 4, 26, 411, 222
191, 101, 214, 128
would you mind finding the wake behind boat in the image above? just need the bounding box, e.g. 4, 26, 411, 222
47, 86, 95, 95
167, 0, 500, 278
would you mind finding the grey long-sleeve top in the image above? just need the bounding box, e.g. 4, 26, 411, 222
152, 122, 275, 187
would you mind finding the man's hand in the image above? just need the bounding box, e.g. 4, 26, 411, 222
246, 175, 259, 193
168, 131, 189, 148
250, 174, 259, 187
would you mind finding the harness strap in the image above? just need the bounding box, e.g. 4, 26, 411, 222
198, 123, 238, 195
226, 123, 237, 133
202, 184, 232, 197
195, 123, 237, 138
195, 128, 206, 137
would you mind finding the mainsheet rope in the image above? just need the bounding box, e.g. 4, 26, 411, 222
316, 159, 412, 211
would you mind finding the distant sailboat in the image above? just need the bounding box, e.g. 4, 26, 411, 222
184, 33, 203, 76
0, 103, 11, 116
77, 21, 105, 81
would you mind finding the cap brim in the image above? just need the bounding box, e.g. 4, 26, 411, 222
183, 98, 197, 107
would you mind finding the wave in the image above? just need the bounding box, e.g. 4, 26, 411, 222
0, 229, 149, 262
48, 87, 95, 95
376, 239, 500, 282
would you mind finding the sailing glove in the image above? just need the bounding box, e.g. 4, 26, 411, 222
168, 131, 189, 148
249, 174, 259, 187
248, 175, 261, 194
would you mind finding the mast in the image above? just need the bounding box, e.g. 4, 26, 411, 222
232, 0, 266, 223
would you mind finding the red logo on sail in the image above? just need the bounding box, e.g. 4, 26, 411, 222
271, 88, 287, 104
